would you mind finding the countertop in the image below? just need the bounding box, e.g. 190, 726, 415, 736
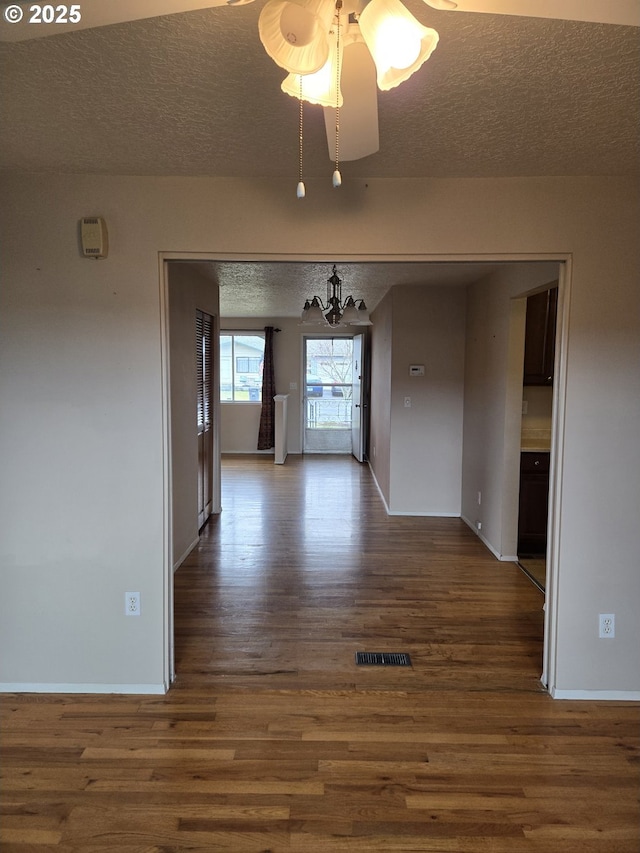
521, 430, 551, 453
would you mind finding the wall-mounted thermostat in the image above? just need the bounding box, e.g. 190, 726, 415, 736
409, 365, 425, 376
81, 217, 109, 259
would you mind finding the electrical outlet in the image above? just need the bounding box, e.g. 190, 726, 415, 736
477, 491, 482, 505
599, 613, 615, 638
125, 592, 141, 616
476, 521, 482, 531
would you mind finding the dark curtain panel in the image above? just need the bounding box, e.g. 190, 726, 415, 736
257, 326, 276, 450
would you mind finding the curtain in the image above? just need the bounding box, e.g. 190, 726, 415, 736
257, 326, 276, 450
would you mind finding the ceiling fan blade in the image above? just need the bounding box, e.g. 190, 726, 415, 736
0, 0, 240, 42
428, 0, 640, 27
324, 40, 379, 163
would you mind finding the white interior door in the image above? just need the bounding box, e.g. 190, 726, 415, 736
351, 333, 364, 462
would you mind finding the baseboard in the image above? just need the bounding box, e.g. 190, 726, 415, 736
368, 463, 391, 514
461, 515, 517, 562
387, 510, 460, 517
221, 450, 274, 455
367, 465, 462, 518
173, 536, 199, 573
550, 687, 640, 701
0, 682, 167, 695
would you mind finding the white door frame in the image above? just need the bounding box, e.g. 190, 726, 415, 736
159, 250, 571, 695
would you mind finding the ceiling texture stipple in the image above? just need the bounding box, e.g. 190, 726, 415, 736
1, 4, 636, 316
1, 4, 638, 179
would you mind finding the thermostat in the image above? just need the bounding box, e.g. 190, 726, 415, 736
409, 365, 425, 376
81, 217, 109, 259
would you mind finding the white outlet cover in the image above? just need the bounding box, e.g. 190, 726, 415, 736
599, 613, 615, 638
125, 591, 141, 616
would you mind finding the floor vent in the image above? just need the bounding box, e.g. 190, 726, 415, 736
355, 652, 412, 667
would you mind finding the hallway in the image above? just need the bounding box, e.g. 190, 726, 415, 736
175, 454, 546, 694
2, 455, 638, 851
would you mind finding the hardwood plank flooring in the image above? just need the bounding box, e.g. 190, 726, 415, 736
2, 454, 638, 851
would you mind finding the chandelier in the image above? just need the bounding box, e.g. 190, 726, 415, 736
259, 0, 448, 195
300, 265, 373, 326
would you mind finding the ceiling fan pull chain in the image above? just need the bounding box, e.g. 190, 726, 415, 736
297, 76, 306, 199
332, 0, 342, 189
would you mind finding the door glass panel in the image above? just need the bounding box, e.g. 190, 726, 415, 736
304, 337, 354, 453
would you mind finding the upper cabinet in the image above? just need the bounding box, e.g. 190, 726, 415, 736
523, 286, 558, 386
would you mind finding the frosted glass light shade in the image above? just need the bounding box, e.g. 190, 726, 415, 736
259, 0, 336, 75
340, 297, 361, 324
301, 297, 327, 324
281, 22, 344, 107
353, 300, 373, 325
358, 0, 439, 91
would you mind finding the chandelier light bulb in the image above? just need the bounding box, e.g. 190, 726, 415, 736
359, 0, 439, 91
281, 20, 344, 108
378, 18, 421, 69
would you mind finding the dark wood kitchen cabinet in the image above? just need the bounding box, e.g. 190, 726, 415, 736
523, 286, 558, 385
517, 451, 550, 556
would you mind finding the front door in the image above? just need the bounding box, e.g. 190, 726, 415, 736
303, 335, 366, 460
351, 333, 364, 462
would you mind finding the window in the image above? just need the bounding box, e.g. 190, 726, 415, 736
220, 332, 265, 401
236, 356, 262, 374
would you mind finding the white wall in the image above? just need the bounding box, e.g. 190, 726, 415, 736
168, 263, 220, 570
1, 173, 638, 695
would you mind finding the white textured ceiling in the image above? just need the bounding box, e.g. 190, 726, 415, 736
193, 259, 560, 317
0, 4, 636, 314
1, 4, 638, 179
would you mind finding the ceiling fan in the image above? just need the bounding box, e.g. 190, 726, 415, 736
2, 0, 638, 169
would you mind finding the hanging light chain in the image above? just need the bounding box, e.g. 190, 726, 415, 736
297, 76, 306, 198
332, 0, 342, 188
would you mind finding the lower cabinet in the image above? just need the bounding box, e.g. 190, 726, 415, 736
518, 451, 550, 555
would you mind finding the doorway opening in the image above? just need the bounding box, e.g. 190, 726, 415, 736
162, 252, 570, 697
517, 284, 559, 593
302, 335, 366, 459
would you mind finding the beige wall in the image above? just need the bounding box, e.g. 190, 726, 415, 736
461, 265, 559, 560
371, 285, 467, 514
1, 173, 638, 696
390, 285, 467, 514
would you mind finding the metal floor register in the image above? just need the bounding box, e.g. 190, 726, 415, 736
355, 652, 412, 667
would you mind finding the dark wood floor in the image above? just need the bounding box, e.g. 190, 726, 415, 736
2, 455, 639, 851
